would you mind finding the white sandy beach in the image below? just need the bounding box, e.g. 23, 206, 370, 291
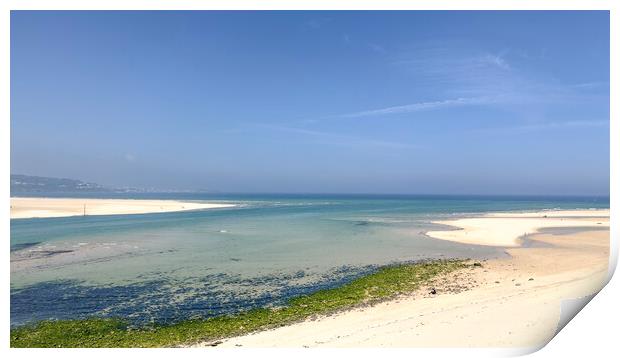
193, 209, 609, 349
426, 209, 609, 247
10, 197, 236, 219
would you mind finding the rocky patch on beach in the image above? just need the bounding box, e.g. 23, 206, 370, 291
414, 261, 483, 298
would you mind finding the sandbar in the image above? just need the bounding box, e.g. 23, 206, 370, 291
426, 209, 609, 247
10, 197, 236, 219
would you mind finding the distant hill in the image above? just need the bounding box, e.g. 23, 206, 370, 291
10, 174, 111, 194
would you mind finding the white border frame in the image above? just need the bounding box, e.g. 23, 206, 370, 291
2, 2, 616, 357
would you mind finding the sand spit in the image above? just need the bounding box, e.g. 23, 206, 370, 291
10, 197, 236, 219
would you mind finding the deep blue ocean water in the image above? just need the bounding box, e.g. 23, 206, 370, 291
10, 193, 609, 327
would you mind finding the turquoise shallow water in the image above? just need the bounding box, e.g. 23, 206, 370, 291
10, 194, 609, 327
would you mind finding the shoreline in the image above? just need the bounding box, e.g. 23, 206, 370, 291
11, 260, 470, 347
199, 210, 609, 348
10, 209, 611, 348
10, 197, 236, 219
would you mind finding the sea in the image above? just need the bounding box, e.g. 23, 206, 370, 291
10, 193, 609, 327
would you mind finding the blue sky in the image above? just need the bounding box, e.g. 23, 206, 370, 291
11, 11, 610, 195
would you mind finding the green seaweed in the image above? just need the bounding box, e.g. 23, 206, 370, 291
11, 260, 468, 348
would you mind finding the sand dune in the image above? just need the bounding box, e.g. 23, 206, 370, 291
10, 197, 236, 219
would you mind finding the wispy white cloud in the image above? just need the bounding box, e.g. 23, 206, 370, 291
567, 81, 609, 90
471, 120, 609, 135
367, 43, 386, 54
477, 53, 511, 70
338, 96, 494, 119
390, 44, 608, 114
390, 46, 520, 98
259, 124, 417, 149
303, 17, 332, 30
511, 120, 608, 131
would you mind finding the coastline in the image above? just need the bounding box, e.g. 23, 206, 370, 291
196, 209, 609, 348
10, 197, 236, 219
10, 208, 610, 348
11, 260, 470, 347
